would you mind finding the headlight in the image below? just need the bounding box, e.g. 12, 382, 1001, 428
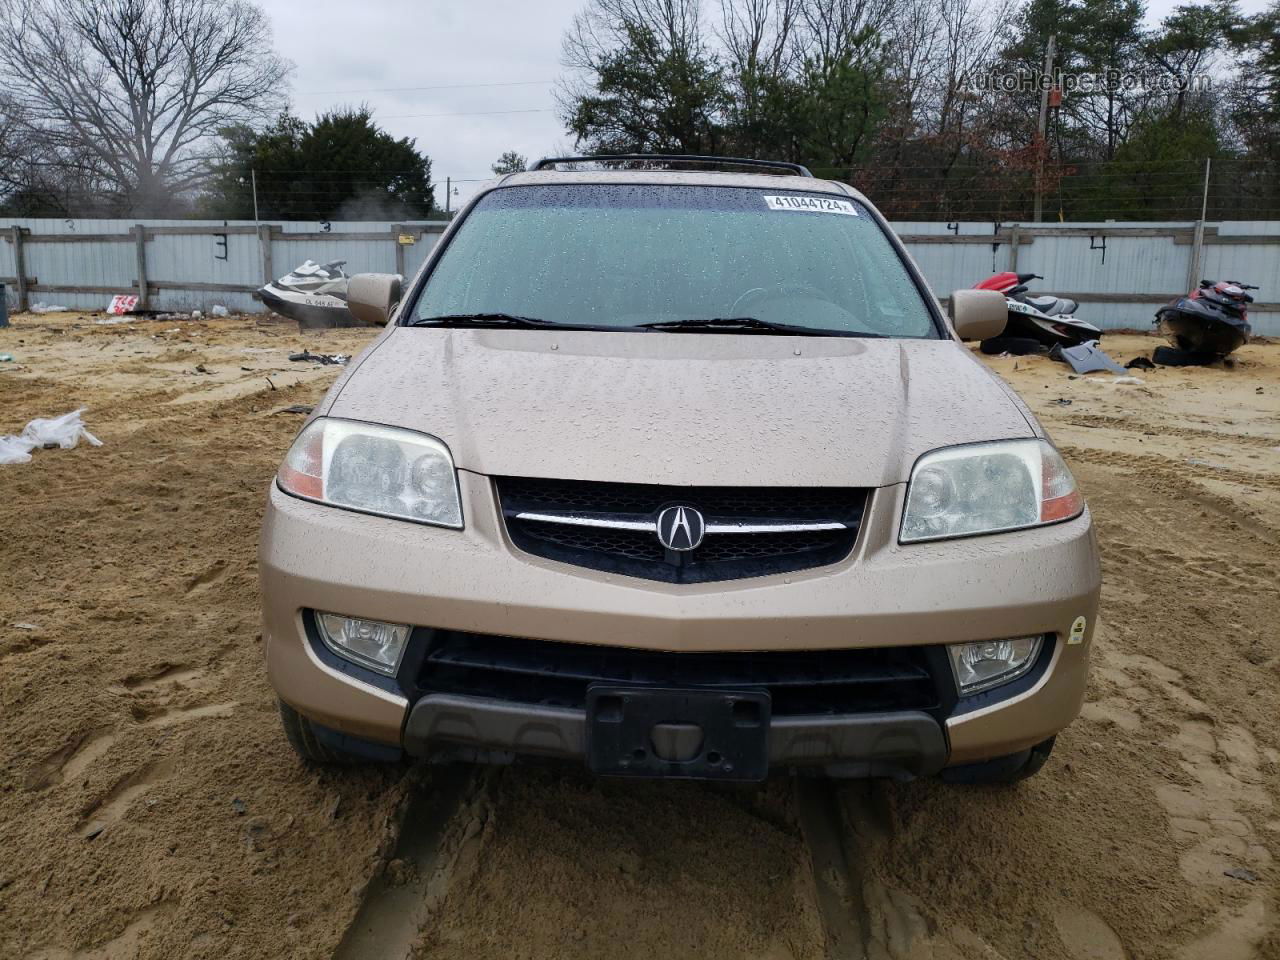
316, 612, 411, 675
900, 439, 1082, 542
277, 418, 462, 528
948, 636, 1043, 695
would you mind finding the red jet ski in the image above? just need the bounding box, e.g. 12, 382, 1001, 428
1156, 280, 1257, 358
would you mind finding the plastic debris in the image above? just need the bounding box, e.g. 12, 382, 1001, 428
94, 316, 130, 325
1224, 867, 1258, 883
1125, 356, 1156, 370
0, 353, 13, 362
30, 302, 71, 313
0, 435, 36, 464
1, 408, 102, 464
106, 295, 139, 315
210, 305, 230, 317
1049, 340, 1128, 375
289, 350, 349, 366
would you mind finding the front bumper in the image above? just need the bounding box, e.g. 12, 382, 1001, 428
261, 472, 1100, 772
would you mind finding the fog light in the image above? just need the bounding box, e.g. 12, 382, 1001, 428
947, 636, 1043, 695
316, 612, 410, 676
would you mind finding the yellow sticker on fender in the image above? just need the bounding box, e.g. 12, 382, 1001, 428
1069, 617, 1087, 644
764, 195, 858, 216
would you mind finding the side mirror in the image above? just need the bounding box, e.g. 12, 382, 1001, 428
346, 273, 403, 325
949, 289, 1007, 341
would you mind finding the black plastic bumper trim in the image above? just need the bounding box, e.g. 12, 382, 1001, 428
402, 693, 947, 778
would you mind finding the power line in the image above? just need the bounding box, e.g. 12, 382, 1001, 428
379, 107, 554, 120
298, 79, 555, 96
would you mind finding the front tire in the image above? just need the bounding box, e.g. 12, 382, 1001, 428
277, 700, 401, 764
939, 736, 1055, 785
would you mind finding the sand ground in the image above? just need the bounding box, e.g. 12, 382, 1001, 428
0, 314, 1276, 959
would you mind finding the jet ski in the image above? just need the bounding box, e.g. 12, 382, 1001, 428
1156, 280, 1257, 358
974, 272, 1102, 352
257, 260, 369, 329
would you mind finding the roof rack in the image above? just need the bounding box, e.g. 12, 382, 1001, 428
528, 154, 813, 178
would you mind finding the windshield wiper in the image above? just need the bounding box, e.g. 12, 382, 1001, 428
637, 316, 885, 337
408, 313, 564, 329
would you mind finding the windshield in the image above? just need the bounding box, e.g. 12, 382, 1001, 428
408, 184, 938, 338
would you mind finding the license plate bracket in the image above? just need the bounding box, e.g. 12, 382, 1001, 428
585, 685, 771, 781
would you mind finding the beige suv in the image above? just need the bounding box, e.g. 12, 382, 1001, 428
260, 155, 1100, 785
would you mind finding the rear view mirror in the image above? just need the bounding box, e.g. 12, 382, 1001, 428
949, 289, 1007, 341
347, 273, 403, 326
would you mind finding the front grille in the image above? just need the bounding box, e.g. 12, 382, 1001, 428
415, 630, 942, 717
496, 477, 868, 583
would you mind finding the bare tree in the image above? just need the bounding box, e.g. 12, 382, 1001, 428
0, 0, 290, 215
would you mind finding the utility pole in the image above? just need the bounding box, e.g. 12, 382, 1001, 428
251, 168, 260, 224
445, 176, 451, 216
1033, 34, 1056, 223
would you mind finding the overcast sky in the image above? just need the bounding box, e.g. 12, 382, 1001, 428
271, 0, 1273, 212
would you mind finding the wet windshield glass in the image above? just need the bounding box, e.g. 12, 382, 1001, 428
410, 184, 938, 338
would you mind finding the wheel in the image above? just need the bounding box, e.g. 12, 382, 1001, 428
277, 699, 401, 764
939, 736, 1055, 785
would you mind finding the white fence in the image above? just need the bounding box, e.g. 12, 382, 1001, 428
3, 217, 1278, 335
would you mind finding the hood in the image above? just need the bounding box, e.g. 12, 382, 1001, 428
325, 329, 1034, 487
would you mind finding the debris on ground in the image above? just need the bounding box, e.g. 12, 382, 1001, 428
211, 305, 230, 317
30, 302, 71, 313
275, 404, 314, 415
1125, 356, 1157, 370
1050, 340, 1128, 375
0, 408, 103, 464
93, 316, 130, 325
106, 295, 139, 315
289, 349, 350, 366
0, 436, 36, 463
1223, 867, 1259, 883
0, 353, 13, 362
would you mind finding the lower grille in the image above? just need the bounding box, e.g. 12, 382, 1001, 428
496, 477, 868, 583
415, 630, 942, 717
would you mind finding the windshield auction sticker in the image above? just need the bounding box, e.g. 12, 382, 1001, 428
763, 195, 858, 216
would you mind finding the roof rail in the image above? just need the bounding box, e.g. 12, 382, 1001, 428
528, 154, 813, 177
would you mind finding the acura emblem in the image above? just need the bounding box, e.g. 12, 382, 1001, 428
655, 505, 705, 551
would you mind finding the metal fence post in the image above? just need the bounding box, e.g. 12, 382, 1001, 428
1186, 158, 1211, 293
1009, 226, 1021, 272
133, 224, 149, 309
393, 223, 405, 277
10, 226, 29, 312
1186, 220, 1205, 293
257, 223, 274, 285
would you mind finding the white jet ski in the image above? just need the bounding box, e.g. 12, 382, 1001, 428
257, 260, 369, 329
